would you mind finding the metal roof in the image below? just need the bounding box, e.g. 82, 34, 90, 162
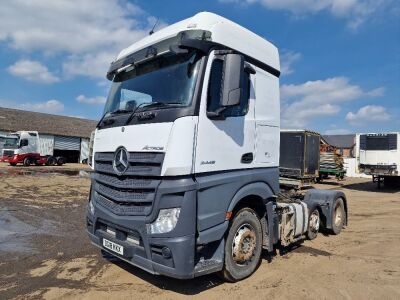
0, 107, 96, 138
323, 134, 356, 149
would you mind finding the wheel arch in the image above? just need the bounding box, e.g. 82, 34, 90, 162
227, 182, 276, 249
303, 189, 348, 230
227, 182, 275, 214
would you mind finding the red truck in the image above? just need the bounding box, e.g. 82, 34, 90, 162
0, 131, 65, 166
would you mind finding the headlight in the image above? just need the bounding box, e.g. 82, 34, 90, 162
88, 199, 95, 215
148, 208, 181, 234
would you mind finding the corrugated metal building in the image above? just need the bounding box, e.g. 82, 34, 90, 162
0, 107, 97, 163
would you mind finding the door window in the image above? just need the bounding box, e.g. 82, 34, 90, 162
207, 59, 250, 118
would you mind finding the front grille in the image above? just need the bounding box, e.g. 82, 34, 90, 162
93, 151, 164, 216
2, 150, 14, 157
94, 152, 164, 176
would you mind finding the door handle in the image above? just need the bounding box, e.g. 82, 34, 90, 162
241, 152, 253, 164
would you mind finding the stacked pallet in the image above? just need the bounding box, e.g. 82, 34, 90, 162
320, 152, 343, 171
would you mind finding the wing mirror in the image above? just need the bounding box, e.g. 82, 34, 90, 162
220, 54, 244, 107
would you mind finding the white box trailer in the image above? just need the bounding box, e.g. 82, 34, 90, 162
358, 132, 400, 187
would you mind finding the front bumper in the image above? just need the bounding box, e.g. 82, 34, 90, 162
359, 164, 398, 176
87, 229, 195, 279
86, 177, 198, 279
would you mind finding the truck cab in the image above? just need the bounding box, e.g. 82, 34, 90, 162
1, 131, 41, 165
86, 12, 347, 281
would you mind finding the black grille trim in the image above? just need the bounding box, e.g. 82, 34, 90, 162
94, 151, 165, 176
93, 151, 164, 216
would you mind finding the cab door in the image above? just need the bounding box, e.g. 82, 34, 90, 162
194, 51, 256, 174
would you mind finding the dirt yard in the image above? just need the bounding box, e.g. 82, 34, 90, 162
1, 163, 399, 300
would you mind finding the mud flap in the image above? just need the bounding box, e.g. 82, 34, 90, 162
266, 201, 276, 253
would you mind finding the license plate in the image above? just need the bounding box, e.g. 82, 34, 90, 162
103, 238, 124, 255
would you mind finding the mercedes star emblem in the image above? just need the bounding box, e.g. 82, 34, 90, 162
113, 147, 129, 175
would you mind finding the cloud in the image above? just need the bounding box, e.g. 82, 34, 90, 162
7, 60, 59, 84
0, 99, 65, 114
0, 0, 159, 79
20, 99, 65, 114
280, 51, 301, 75
76, 95, 106, 105
324, 128, 352, 134
280, 77, 384, 128
219, 0, 392, 29
365, 87, 385, 97
346, 105, 390, 125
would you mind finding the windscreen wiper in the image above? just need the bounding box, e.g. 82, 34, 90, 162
124, 102, 183, 125
96, 109, 133, 128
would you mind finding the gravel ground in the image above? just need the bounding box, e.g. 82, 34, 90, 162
0, 163, 399, 300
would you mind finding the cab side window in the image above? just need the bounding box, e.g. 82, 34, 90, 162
207, 59, 250, 118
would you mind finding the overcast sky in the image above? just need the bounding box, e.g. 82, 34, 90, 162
0, 0, 399, 134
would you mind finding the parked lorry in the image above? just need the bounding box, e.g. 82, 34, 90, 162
358, 132, 399, 187
86, 12, 348, 282
0, 131, 65, 166
0, 134, 6, 153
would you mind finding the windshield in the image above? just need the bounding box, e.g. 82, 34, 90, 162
3, 137, 19, 149
103, 52, 201, 115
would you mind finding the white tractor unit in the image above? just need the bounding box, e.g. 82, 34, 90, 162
358, 132, 400, 187
86, 12, 348, 281
0, 131, 65, 166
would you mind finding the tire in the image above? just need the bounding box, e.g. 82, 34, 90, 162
306, 208, 320, 240
221, 208, 263, 282
46, 156, 56, 166
56, 157, 65, 166
9, 162, 17, 166
23, 157, 31, 166
331, 198, 346, 235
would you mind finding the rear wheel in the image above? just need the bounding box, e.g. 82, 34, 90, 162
56, 157, 65, 166
331, 198, 346, 235
46, 156, 56, 166
306, 208, 320, 240
23, 157, 32, 166
221, 208, 262, 282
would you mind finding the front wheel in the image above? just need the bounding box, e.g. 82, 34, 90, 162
221, 208, 262, 282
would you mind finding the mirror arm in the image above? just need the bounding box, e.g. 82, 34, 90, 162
245, 63, 256, 74
207, 107, 227, 120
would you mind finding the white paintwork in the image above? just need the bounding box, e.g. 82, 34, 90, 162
194, 51, 256, 173
39, 134, 54, 156
344, 158, 371, 178
254, 66, 280, 167
13, 131, 40, 155
80, 138, 89, 162
94, 122, 173, 153
162, 117, 197, 176
358, 132, 399, 171
116, 12, 279, 73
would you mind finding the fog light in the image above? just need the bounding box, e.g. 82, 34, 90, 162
148, 208, 180, 234
88, 200, 95, 215
161, 247, 172, 258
